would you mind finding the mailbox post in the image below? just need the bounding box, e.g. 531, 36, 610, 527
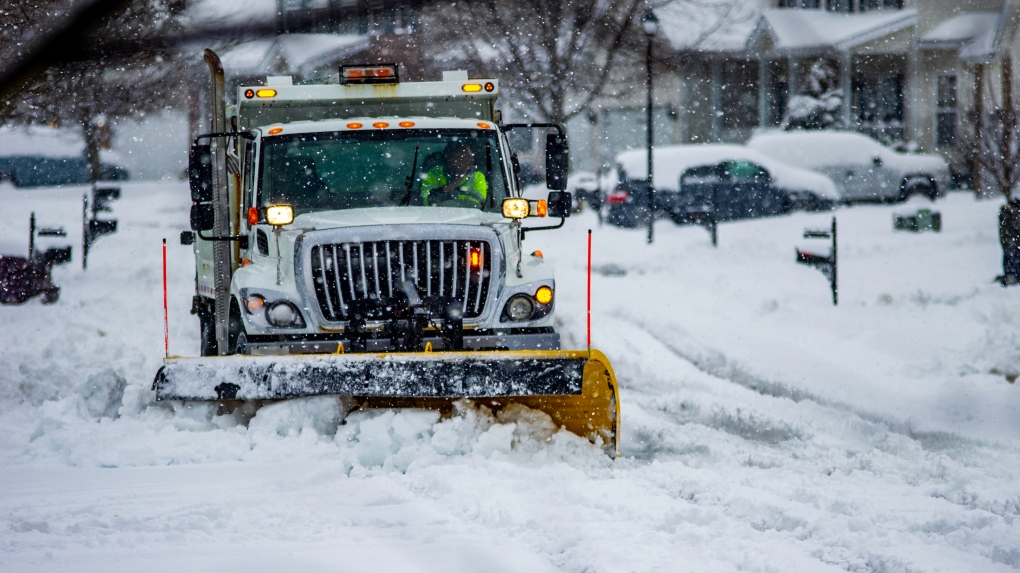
796, 217, 837, 305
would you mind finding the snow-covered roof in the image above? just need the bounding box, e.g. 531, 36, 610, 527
220, 34, 370, 79
654, 0, 760, 53
749, 8, 917, 53
959, 0, 1015, 62
919, 12, 1000, 48
187, 0, 277, 28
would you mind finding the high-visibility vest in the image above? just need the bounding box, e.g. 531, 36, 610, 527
420, 166, 488, 206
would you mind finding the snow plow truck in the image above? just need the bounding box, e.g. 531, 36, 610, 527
153, 52, 620, 456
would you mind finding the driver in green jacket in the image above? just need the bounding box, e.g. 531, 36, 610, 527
420, 142, 488, 207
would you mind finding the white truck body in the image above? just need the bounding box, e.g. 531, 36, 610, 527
190, 71, 562, 355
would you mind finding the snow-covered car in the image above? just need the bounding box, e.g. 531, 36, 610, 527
746, 130, 951, 203
605, 144, 839, 228
0, 126, 129, 187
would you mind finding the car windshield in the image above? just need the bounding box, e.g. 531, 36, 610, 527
258, 129, 509, 214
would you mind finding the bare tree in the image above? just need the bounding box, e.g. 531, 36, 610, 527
974, 58, 1019, 200
420, 0, 749, 125
420, 0, 643, 124
0, 0, 186, 183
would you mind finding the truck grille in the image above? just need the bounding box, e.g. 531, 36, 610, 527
310, 239, 492, 321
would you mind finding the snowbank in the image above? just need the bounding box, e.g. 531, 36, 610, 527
1, 179, 1019, 571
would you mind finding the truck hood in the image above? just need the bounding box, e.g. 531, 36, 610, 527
293, 207, 506, 230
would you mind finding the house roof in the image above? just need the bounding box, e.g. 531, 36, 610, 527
219, 34, 370, 80
959, 0, 1016, 62
919, 12, 1000, 48
748, 8, 917, 54
654, 0, 759, 53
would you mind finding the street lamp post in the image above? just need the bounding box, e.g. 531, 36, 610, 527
643, 11, 658, 244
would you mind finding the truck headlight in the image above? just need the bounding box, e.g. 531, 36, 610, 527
505, 295, 534, 321
502, 198, 529, 219
265, 205, 294, 226
266, 301, 304, 327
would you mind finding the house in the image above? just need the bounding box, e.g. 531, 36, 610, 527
576, 0, 1019, 190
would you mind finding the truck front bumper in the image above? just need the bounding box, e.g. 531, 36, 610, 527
241, 330, 560, 355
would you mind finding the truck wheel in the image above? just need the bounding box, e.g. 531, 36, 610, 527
227, 299, 245, 355
199, 314, 217, 356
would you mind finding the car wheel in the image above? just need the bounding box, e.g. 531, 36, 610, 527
901, 178, 934, 202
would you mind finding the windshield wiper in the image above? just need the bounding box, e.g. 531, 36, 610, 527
399, 145, 420, 206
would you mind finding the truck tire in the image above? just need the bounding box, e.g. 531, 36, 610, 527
199, 314, 217, 356
227, 299, 245, 355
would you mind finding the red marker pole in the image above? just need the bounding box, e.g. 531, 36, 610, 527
162, 238, 169, 358
587, 229, 592, 351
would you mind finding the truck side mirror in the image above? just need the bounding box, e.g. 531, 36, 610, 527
189, 144, 213, 203
545, 134, 568, 191
547, 191, 572, 218
190, 203, 214, 231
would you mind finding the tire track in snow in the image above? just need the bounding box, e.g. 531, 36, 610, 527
595, 313, 1020, 571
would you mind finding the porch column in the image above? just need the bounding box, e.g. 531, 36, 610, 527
759, 54, 769, 127
710, 58, 722, 141
841, 53, 852, 128
788, 57, 799, 99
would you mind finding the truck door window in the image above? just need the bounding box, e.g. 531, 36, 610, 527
258, 129, 508, 214
242, 141, 256, 213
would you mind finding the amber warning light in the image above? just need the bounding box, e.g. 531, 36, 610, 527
469, 247, 482, 269
341, 64, 399, 85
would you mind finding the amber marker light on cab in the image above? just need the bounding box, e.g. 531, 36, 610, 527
265, 205, 294, 226
267, 127, 284, 135
398, 121, 415, 128
373, 122, 390, 128
502, 198, 529, 219
535, 286, 553, 305
256, 89, 277, 98
477, 122, 491, 129
346, 122, 363, 129
462, 84, 482, 92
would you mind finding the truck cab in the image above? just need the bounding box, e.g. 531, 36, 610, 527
187, 65, 571, 357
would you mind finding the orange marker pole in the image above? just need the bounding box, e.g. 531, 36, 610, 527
162, 238, 169, 358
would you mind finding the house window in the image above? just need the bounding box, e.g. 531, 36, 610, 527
936, 75, 957, 147
721, 61, 759, 129
779, 0, 820, 8
853, 74, 905, 141
860, 0, 902, 11
827, 0, 852, 12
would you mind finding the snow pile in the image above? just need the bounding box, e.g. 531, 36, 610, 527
2, 180, 1020, 571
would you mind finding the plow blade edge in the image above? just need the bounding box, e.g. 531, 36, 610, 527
153, 349, 620, 457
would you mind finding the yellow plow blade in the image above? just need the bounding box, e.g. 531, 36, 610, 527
153, 348, 620, 457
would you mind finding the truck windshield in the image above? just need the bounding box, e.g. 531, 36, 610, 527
258, 129, 509, 214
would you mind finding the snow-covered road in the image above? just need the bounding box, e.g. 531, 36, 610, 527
1, 181, 1018, 572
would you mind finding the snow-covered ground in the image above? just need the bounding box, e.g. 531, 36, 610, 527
1, 180, 1019, 572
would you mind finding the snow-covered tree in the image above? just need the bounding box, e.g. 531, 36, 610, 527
780, 59, 843, 131
0, 0, 186, 183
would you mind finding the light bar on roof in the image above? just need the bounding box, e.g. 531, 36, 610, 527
340, 64, 399, 85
